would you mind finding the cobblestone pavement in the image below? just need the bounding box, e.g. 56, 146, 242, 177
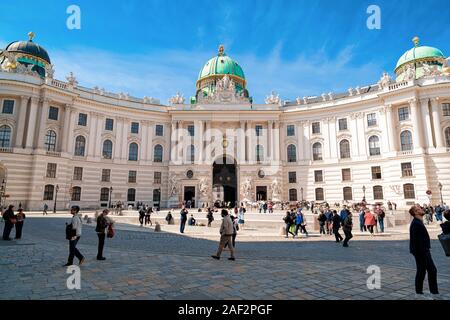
0, 217, 449, 300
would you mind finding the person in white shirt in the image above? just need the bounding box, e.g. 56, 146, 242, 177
63, 205, 85, 267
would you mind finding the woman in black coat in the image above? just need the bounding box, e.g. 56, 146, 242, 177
2, 205, 16, 240
15, 208, 26, 239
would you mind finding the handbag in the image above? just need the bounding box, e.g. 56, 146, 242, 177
107, 224, 115, 238
438, 233, 450, 256
10, 218, 17, 224
65, 223, 76, 240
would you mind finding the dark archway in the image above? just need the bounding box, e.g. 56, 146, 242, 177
212, 156, 237, 207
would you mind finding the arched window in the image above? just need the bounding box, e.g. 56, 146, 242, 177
100, 187, 110, 201
368, 136, 381, 156
256, 145, 264, 162
0, 125, 12, 148
71, 187, 81, 201
315, 188, 324, 201
287, 144, 297, 162
154, 144, 163, 162
74, 136, 86, 156
400, 130, 413, 151
339, 139, 351, 159
127, 188, 136, 202
102, 140, 113, 159
445, 127, 450, 148
187, 145, 195, 163
153, 189, 161, 203
373, 185, 384, 200
289, 189, 298, 201
343, 187, 353, 201
403, 183, 415, 199
128, 143, 138, 161
43, 184, 54, 200
312, 142, 322, 161
45, 130, 57, 151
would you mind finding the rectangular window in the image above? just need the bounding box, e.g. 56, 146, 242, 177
404, 184, 416, 199
401, 162, 413, 177
2, 100, 14, 114
367, 113, 377, 126
312, 122, 321, 134
255, 125, 263, 136
288, 172, 297, 183
287, 125, 295, 136
187, 125, 195, 137
48, 106, 59, 120
443, 103, 450, 116
78, 113, 87, 126
73, 167, 83, 181
154, 172, 161, 184
314, 170, 323, 183
338, 118, 348, 131
101, 169, 111, 182
398, 106, 410, 121
342, 168, 351, 181
131, 122, 139, 134
128, 170, 137, 183
371, 166, 382, 180
46, 163, 57, 178
105, 118, 114, 131
155, 124, 164, 136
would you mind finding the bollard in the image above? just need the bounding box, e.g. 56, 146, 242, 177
154, 222, 161, 232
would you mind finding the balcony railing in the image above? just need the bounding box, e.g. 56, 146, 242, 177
50, 79, 68, 90
388, 81, 410, 91
398, 150, 413, 156
0, 147, 13, 153
46, 150, 61, 157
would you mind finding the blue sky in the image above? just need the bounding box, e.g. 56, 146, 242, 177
1, 0, 449, 104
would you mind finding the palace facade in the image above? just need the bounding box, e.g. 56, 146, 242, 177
0, 34, 449, 210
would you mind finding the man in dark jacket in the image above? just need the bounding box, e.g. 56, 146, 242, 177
409, 205, 439, 296
180, 208, 188, 233
342, 213, 353, 247
332, 210, 343, 243
96, 209, 110, 260
441, 210, 450, 235
2, 205, 15, 240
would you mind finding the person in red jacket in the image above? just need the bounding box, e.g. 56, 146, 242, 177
364, 209, 376, 235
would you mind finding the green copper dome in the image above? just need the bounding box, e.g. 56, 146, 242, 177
395, 37, 444, 70
198, 45, 245, 80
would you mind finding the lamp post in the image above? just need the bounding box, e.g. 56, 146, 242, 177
0, 179, 6, 210
438, 182, 443, 204
53, 184, 59, 213
300, 187, 304, 202
362, 185, 366, 202
109, 186, 113, 208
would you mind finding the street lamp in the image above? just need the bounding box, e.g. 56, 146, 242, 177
109, 186, 113, 208
300, 187, 304, 202
362, 185, 366, 202
53, 184, 59, 213
438, 182, 443, 204
0, 179, 6, 210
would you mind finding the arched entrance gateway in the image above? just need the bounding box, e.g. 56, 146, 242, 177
212, 155, 237, 207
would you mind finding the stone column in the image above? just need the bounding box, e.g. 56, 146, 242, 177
37, 98, 50, 149
25, 97, 39, 149
147, 121, 154, 162
247, 121, 253, 164
60, 104, 72, 153
121, 120, 129, 160
409, 98, 425, 150
14, 96, 29, 148
356, 114, 366, 156
87, 112, 98, 157
177, 121, 183, 164
420, 98, 433, 149
349, 113, 360, 157
328, 118, 338, 159
94, 115, 103, 157
302, 121, 311, 160
114, 118, 123, 159
66, 109, 77, 154
322, 118, 331, 159
273, 121, 280, 162
386, 105, 398, 152
267, 120, 273, 160
205, 121, 212, 163
237, 121, 246, 164
140, 121, 148, 161
170, 121, 177, 163
378, 107, 390, 154
296, 121, 304, 160
198, 120, 204, 164
431, 98, 445, 148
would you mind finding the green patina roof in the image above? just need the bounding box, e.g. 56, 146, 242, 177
198, 52, 245, 80
395, 45, 444, 70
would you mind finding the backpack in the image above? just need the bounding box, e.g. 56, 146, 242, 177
65, 223, 76, 240
107, 224, 115, 238
379, 210, 385, 218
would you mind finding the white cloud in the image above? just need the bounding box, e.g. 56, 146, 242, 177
49, 43, 382, 105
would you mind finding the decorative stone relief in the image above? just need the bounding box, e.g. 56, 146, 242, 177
198, 75, 249, 104
169, 92, 185, 105
66, 72, 78, 87
198, 177, 210, 197
270, 178, 282, 201
265, 91, 280, 105
377, 72, 393, 89
240, 177, 253, 201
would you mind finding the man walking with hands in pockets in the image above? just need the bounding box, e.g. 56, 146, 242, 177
211, 209, 236, 261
